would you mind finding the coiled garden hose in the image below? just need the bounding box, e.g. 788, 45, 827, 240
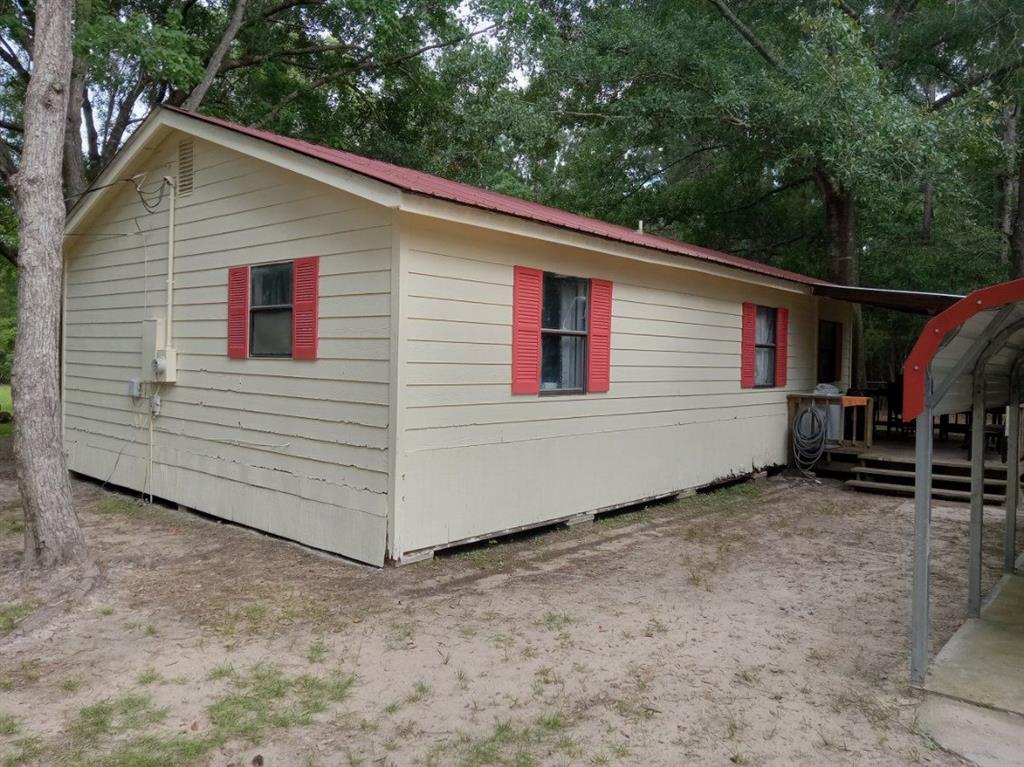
792, 405, 828, 474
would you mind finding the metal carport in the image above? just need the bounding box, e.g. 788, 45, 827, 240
903, 279, 1024, 687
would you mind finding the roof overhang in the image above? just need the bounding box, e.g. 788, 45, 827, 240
811, 284, 962, 315
903, 279, 1024, 421
65, 107, 966, 314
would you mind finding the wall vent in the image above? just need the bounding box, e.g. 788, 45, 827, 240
177, 140, 195, 196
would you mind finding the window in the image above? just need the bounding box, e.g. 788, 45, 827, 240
250, 262, 293, 357
817, 320, 842, 383
511, 266, 611, 395
541, 273, 589, 392
754, 306, 777, 387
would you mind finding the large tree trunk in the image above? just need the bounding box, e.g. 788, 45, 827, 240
12, 0, 86, 571
815, 168, 865, 389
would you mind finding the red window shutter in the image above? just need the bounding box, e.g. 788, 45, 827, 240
775, 307, 789, 387
740, 302, 756, 388
292, 256, 319, 360
587, 279, 613, 393
227, 265, 249, 359
511, 266, 542, 394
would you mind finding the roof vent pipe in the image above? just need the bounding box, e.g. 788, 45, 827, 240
637, 220, 644, 234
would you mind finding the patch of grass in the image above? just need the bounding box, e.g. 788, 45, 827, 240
207, 663, 356, 742
142, 623, 158, 637
1, 735, 44, 767
611, 696, 657, 722
98, 606, 114, 617
0, 602, 33, 635
384, 620, 417, 651
539, 612, 574, 631
0, 517, 22, 537
642, 618, 667, 637
60, 678, 82, 693
307, 639, 328, 664
94, 497, 138, 516
0, 713, 19, 736
205, 663, 235, 682
537, 711, 566, 731
428, 709, 587, 767
70, 694, 168, 744
135, 668, 163, 686
405, 681, 431, 704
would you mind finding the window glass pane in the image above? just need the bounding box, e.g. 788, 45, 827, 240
541, 334, 586, 391
755, 306, 776, 345
251, 308, 292, 356
542, 274, 588, 331
755, 346, 776, 386
251, 263, 293, 307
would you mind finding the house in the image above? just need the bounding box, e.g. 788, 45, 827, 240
63, 106, 928, 566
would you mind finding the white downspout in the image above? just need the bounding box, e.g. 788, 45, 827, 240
164, 176, 176, 348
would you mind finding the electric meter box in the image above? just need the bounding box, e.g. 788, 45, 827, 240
141, 318, 178, 383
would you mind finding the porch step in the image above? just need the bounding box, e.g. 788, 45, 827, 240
845, 479, 1005, 504
851, 466, 1008, 486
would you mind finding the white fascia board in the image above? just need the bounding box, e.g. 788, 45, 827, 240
397, 192, 814, 295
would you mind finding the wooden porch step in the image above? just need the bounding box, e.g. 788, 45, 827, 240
851, 466, 1008, 486
859, 454, 1014, 478
845, 479, 1005, 504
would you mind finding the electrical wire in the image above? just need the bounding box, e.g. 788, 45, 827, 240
792, 404, 828, 475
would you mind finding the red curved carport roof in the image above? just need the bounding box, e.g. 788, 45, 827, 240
163, 106, 826, 287
903, 278, 1024, 421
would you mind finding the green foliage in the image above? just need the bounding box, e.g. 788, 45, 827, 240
3, 0, 1024, 384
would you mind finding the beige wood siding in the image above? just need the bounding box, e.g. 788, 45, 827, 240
63, 135, 392, 565
391, 215, 830, 557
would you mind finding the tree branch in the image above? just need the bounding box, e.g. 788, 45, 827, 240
82, 85, 99, 164
0, 140, 17, 185
707, 175, 813, 215
706, 0, 782, 70
182, 0, 249, 111
99, 79, 146, 162
931, 60, 1024, 110
259, 0, 325, 20
0, 39, 30, 81
0, 240, 17, 266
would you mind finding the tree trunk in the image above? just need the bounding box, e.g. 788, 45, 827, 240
922, 82, 935, 243
997, 103, 1019, 264
922, 180, 934, 243
1011, 152, 1024, 278
62, 57, 87, 208
12, 0, 86, 571
815, 168, 865, 389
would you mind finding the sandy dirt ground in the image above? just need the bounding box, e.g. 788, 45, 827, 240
0, 440, 1008, 767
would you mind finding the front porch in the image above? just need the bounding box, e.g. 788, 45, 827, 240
819, 429, 1022, 505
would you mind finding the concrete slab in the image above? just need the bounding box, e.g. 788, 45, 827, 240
926, 573, 1024, 716
917, 697, 1024, 767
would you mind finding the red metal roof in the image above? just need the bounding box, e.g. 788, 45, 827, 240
164, 106, 825, 287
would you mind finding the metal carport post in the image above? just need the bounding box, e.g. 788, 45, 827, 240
904, 280, 1024, 687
